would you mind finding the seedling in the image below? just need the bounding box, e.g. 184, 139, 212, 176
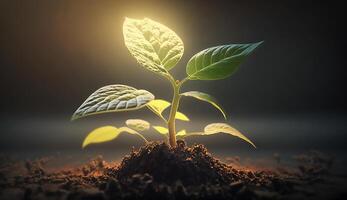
72, 17, 262, 148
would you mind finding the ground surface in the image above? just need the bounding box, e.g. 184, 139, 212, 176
0, 141, 345, 200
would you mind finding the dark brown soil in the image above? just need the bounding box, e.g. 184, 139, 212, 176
117, 140, 243, 185
0, 141, 345, 200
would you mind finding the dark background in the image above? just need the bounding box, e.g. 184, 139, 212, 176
0, 0, 346, 158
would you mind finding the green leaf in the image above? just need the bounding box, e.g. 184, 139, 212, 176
152, 126, 168, 135
147, 99, 170, 118
82, 126, 118, 148
186, 42, 263, 80
176, 129, 187, 137
204, 123, 256, 148
147, 99, 189, 121
175, 112, 190, 121
123, 17, 184, 76
125, 119, 150, 131
72, 84, 154, 120
82, 126, 146, 148
180, 91, 226, 119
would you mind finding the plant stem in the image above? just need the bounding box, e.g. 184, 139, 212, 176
167, 77, 181, 147
135, 132, 149, 143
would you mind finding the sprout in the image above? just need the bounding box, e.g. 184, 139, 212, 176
72, 17, 262, 149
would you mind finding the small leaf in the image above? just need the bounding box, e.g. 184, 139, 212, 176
118, 127, 139, 135
125, 119, 150, 131
180, 91, 226, 119
82, 126, 119, 148
175, 112, 190, 121
82, 126, 147, 148
152, 126, 168, 135
123, 17, 184, 76
147, 99, 170, 118
204, 123, 256, 148
147, 99, 189, 121
72, 84, 154, 120
82, 126, 144, 148
186, 42, 263, 80
176, 129, 187, 136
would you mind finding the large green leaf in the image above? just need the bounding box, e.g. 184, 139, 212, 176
146, 99, 190, 121
123, 17, 184, 76
186, 42, 263, 80
72, 84, 154, 120
82, 126, 147, 148
180, 91, 226, 119
125, 119, 150, 131
204, 123, 256, 148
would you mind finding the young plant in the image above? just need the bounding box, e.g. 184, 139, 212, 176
72, 17, 262, 148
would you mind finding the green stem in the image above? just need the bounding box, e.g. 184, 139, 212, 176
181, 132, 205, 138
135, 132, 149, 143
167, 77, 182, 147
163, 73, 190, 147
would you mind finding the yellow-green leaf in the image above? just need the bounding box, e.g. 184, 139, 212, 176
72, 84, 154, 120
125, 119, 150, 131
152, 126, 168, 135
82, 126, 147, 148
180, 91, 226, 119
204, 123, 256, 148
123, 17, 184, 76
175, 112, 190, 121
118, 127, 139, 135
176, 129, 187, 136
147, 99, 189, 121
82, 126, 119, 148
147, 99, 170, 118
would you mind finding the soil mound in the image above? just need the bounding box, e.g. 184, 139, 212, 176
116, 141, 237, 185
